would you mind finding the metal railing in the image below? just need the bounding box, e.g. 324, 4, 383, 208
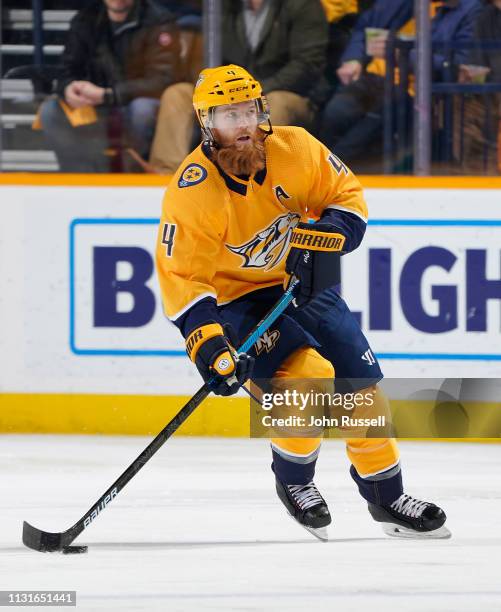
383, 37, 501, 174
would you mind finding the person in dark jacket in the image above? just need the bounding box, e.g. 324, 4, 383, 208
147, 0, 329, 174
320, 0, 482, 170
221, 0, 328, 125
319, 0, 413, 169
464, 0, 501, 81
453, 0, 501, 173
39, 0, 182, 172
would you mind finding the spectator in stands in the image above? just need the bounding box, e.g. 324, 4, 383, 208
319, 0, 413, 168
467, 0, 501, 81
455, 0, 501, 173
159, 0, 202, 18
427, 0, 483, 69
310, 1, 362, 113
321, 0, 359, 24
38, 0, 183, 172
147, 0, 328, 174
320, 0, 360, 73
320, 0, 482, 170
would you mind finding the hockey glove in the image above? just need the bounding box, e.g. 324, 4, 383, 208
185, 322, 254, 396
285, 222, 345, 307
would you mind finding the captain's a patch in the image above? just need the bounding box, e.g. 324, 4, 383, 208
178, 164, 207, 188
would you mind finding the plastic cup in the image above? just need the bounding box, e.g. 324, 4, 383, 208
365, 27, 389, 41
365, 28, 389, 56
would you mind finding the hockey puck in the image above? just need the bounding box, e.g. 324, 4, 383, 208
62, 545, 88, 554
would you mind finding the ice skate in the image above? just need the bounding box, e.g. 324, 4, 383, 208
368, 493, 451, 539
275, 479, 331, 541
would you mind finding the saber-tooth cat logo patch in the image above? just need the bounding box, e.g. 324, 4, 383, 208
226, 212, 300, 270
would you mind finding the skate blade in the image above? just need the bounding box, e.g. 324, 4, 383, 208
286, 512, 329, 542
382, 522, 452, 540
303, 524, 329, 542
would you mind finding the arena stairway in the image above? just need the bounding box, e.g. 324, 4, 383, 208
0, 3, 80, 171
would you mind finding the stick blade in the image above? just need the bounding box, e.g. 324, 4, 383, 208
22, 520, 64, 553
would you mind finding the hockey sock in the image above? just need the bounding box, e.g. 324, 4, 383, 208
271, 447, 319, 485
350, 463, 403, 505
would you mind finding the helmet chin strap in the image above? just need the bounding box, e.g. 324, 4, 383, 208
260, 118, 274, 138
201, 108, 219, 149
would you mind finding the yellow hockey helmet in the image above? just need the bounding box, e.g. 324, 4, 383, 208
193, 64, 271, 144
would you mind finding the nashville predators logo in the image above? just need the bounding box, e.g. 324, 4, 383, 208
226, 212, 300, 270
178, 164, 207, 188
254, 330, 280, 355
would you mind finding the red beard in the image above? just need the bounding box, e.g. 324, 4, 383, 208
212, 129, 267, 176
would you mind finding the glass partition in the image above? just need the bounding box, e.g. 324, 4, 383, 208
1, 0, 499, 176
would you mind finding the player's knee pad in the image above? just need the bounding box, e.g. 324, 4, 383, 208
275, 346, 335, 380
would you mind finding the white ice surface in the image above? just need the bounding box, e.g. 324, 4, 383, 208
1, 436, 500, 611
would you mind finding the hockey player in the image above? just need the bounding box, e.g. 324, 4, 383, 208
156, 64, 450, 540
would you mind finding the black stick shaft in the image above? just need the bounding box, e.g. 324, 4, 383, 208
70, 385, 211, 540
53, 282, 298, 546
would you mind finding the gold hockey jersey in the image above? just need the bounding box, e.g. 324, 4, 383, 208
156, 126, 367, 323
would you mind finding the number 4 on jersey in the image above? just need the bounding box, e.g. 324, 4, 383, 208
162, 223, 177, 257
327, 153, 348, 176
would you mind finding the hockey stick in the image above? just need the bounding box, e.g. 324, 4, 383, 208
22, 279, 299, 553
